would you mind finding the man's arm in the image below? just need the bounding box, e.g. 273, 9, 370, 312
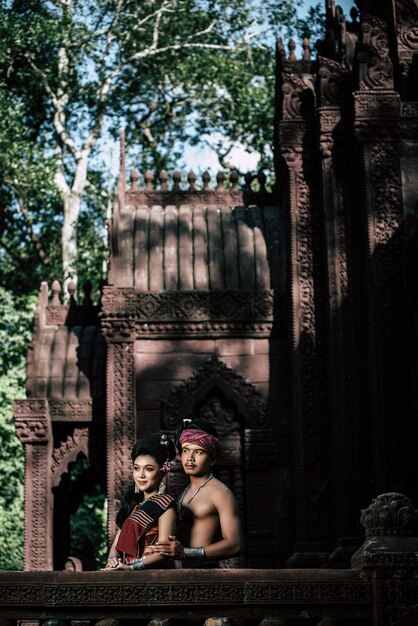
202, 487, 242, 560
155, 488, 242, 560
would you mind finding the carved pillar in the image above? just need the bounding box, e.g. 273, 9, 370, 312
317, 58, 369, 533
352, 492, 418, 626
13, 399, 53, 570
354, 15, 411, 492
102, 318, 136, 542
279, 74, 330, 542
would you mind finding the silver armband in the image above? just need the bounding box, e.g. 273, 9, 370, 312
183, 547, 206, 559
132, 558, 146, 570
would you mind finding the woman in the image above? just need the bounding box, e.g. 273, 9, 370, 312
104, 432, 177, 570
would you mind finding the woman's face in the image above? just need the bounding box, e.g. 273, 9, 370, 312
132, 454, 162, 496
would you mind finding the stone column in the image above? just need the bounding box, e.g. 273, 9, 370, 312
101, 316, 136, 542
279, 73, 330, 542
354, 14, 411, 492
317, 57, 369, 533
13, 399, 53, 570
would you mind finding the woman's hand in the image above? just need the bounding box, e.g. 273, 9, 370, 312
104, 555, 120, 569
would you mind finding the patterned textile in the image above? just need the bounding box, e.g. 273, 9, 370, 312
179, 429, 222, 460
116, 493, 175, 560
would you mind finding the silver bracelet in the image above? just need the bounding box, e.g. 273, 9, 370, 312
132, 558, 146, 570
183, 547, 205, 559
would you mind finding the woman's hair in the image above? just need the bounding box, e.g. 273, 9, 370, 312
116, 432, 176, 528
174, 417, 219, 455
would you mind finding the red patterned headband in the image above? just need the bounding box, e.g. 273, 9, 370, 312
179, 429, 222, 460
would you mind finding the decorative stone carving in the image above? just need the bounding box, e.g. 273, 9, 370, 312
162, 355, 268, 429
361, 14, 390, 58
317, 57, 353, 106
24, 444, 53, 570
281, 74, 315, 120
396, 0, 418, 59
51, 427, 89, 487
106, 342, 135, 541
15, 417, 50, 444
360, 493, 416, 538
357, 43, 394, 91
101, 319, 135, 342
48, 399, 93, 421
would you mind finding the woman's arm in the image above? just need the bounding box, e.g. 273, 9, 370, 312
139, 506, 177, 569
104, 529, 121, 569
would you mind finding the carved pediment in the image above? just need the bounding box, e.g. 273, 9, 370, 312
162, 355, 268, 430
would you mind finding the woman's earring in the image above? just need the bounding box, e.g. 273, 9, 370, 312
157, 481, 166, 495
134, 483, 139, 494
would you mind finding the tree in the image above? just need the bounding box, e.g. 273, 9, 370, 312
0, 0, 323, 290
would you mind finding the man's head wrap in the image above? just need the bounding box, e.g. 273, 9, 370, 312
174, 417, 222, 461
179, 428, 222, 461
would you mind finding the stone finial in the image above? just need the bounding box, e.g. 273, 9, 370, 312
68, 279, 77, 302
51, 280, 62, 306
257, 170, 267, 192
244, 172, 253, 190
276, 36, 286, 63
288, 39, 296, 61
129, 169, 139, 190
172, 170, 181, 191
144, 170, 154, 190
215, 171, 225, 191
303, 38, 311, 62
187, 170, 197, 190
360, 493, 417, 538
159, 169, 168, 190
202, 171, 211, 190
229, 169, 239, 190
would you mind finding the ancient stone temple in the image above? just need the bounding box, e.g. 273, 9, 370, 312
13, 0, 418, 572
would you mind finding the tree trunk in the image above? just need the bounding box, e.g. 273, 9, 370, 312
62, 190, 82, 293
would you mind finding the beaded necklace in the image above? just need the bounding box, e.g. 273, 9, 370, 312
177, 473, 213, 521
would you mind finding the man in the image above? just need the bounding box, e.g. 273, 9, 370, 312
153, 418, 242, 566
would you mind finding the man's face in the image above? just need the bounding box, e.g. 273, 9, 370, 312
181, 442, 213, 476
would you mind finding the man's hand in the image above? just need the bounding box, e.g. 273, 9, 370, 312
152, 535, 184, 558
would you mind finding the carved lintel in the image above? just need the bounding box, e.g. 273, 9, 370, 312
48, 399, 93, 421
100, 290, 277, 338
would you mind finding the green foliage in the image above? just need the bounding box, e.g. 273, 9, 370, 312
0, 288, 37, 570
69, 459, 107, 571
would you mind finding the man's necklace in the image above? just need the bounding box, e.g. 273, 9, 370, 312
177, 473, 213, 521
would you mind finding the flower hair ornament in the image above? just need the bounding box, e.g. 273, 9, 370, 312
159, 433, 172, 473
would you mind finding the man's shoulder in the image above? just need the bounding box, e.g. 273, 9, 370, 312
210, 477, 237, 500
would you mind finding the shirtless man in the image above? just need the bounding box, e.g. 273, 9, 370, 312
153, 418, 242, 566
